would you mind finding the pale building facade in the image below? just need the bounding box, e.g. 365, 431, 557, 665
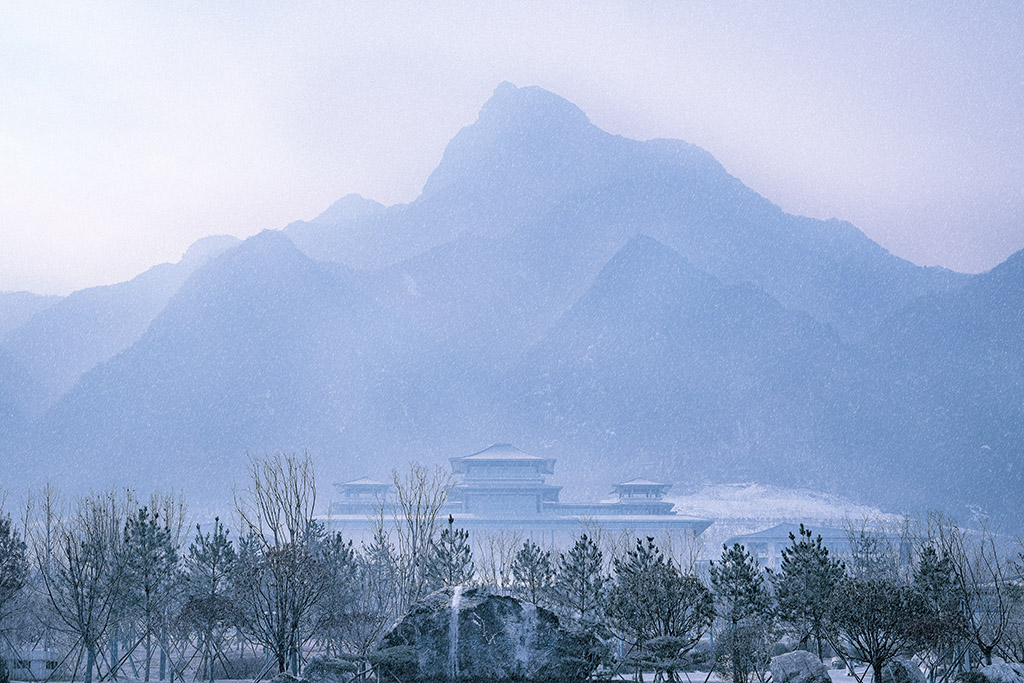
327, 443, 712, 560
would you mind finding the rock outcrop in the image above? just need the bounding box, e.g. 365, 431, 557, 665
980, 663, 1024, 683
770, 650, 832, 683
378, 586, 564, 682
882, 659, 927, 683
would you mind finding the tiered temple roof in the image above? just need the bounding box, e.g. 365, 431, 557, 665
330, 443, 712, 541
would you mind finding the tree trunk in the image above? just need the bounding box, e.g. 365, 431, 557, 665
111, 627, 120, 679
85, 644, 96, 683
873, 660, 884, 683
145, 630, 152, 681
291, 633, 300, 675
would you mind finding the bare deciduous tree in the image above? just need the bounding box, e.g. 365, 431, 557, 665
149, 491, 188, 682
38, 491, 127, 683
341, 521, 400, 662
928, 514, 1015, 666
234, 451, 327, 675
388, 463, 452, 612
479, 530, 522, 592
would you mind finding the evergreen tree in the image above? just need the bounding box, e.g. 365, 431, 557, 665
913, 545, 967, 683
180, 518, 236, 683
0, 512, 28, 627
553, 534, 605, 625
770, 525, 844, 659
426, 515, 474, 588
314, 533, 360, 657
123, 506, 179, 682
710, 544, 773, 683
511, 540, 554, 607
606, 537, 714, 683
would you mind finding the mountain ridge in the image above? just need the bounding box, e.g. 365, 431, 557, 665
1, 83, 1019, 528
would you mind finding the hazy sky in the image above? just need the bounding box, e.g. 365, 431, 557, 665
2, 2, 1023, 294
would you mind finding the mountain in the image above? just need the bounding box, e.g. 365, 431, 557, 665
0, 291, 61, 340
4, 82, 1020, 527
506, 235, 877, 494
862, 248, 1024, 515
283, 194, 388, 267
356, 227, 630, 372
24, 231, 505, 497
1, 235, 240, 418
0, 348, 32, 436
288, 82, 964, 342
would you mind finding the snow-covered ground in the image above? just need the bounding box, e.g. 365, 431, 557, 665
668, 482, 904, 552
636, 667, 874, 683
12, 671, 878, 683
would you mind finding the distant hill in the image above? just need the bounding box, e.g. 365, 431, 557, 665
2, 83, 1020, 529
507, 235, 868, 490
0, 291, 61, 341
26, 231, 505, 496
862, 249, 1024, 515
1, 235, 239, 419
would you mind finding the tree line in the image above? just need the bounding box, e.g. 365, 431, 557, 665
0, 455, 1022, 683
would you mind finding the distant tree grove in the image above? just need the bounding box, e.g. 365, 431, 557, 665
0, 459, 1022, 683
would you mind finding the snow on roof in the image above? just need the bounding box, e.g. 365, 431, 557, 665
458, 443, 549, 460
337, 477, 389, 487
615, 478, 670, 488
450, 443, 556, 474
727, 522, 850, 543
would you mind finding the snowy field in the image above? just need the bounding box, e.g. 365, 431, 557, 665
11, 668, 878, 683
667, 482, 903, 550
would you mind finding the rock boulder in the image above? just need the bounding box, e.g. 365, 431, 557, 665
882, 659, 927, 683
770, 650, 832, 683
980, 663, 1024, 683
379, 586, 565, 682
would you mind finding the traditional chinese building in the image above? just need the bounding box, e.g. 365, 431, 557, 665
328, 443, 711, 551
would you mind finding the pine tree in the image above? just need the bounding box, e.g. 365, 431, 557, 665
426, 515, 474, 588
553, 534, 606, 625
123, 506, 179, 682
913, 545, 966, 683
606, 537, 714, 683
771, 524, 844, 659
315, 533, 360, 656
710, 544, 772, 683
0, 512, 28, 626
181, 518, 236, 683
0, 513, 26, 683
511, 540, 554, 606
